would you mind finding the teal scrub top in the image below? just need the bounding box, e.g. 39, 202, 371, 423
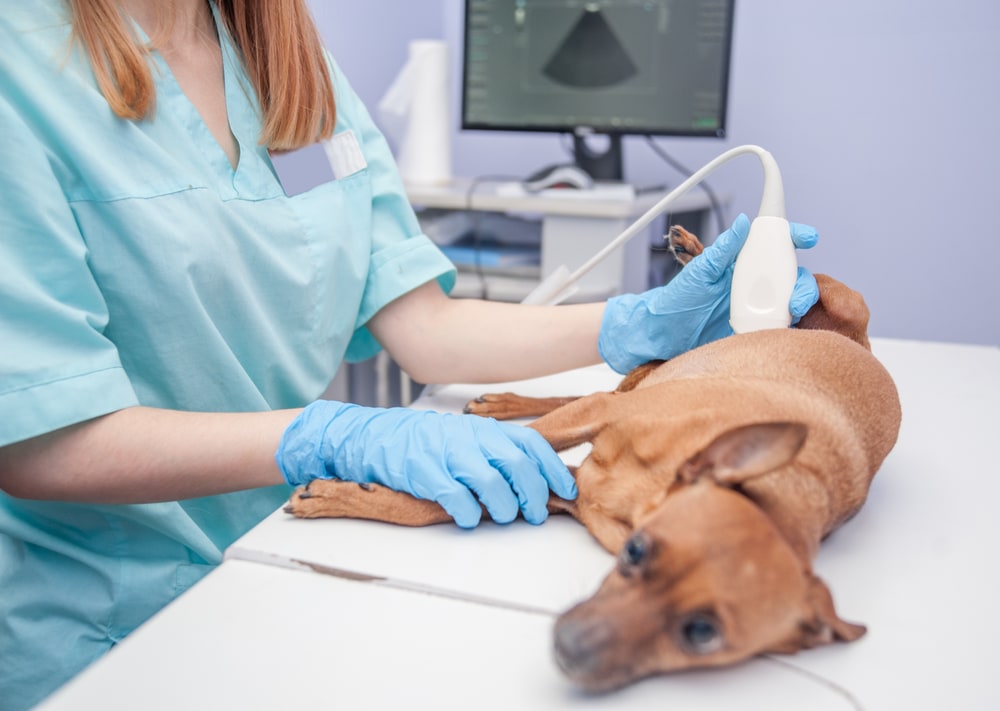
0, 3, 456, 708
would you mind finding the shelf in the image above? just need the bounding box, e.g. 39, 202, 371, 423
409, 177, 723, 302
406, 178, 714, 219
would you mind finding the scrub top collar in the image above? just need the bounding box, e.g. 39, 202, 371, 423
129, 2, 276, 200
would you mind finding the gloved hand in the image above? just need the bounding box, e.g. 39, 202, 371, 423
275, 401, 577, 528
598, 213, 819, 374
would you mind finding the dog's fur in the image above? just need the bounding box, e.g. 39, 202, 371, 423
285, 227, 901, 691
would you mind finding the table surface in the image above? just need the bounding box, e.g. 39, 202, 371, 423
40, 338, 1000, 711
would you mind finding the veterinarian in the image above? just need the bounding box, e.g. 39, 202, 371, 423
0, 1, 821, 708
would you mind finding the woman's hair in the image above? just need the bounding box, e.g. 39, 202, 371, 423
67, 0, 336, 150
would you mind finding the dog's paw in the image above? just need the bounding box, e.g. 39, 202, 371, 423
284, 480, 375, 519
464, 393, 577, 420
666, 225, 704, 266
463, 393, 517, 417
284, 480, 453, 526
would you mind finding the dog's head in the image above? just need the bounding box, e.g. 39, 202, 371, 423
553, 422, 865, 691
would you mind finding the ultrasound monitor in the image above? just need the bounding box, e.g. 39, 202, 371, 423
461, 0, 736, 180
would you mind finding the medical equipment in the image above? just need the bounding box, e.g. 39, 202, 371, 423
522, 144, 800, 335
461, 0, 736, 180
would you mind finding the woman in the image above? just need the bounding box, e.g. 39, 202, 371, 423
0, 1, 818, 707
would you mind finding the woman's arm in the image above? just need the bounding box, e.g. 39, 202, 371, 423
368, 281, 606, 384
0, 406, 298, 503
0, 283, 600, 504
0, 396, 575, 527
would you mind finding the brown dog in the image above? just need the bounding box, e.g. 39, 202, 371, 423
285, 227, 901, 691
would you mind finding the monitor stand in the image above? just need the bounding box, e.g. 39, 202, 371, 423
573, 133, 623, 182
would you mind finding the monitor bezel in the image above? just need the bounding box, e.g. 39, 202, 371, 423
459, 0, 737, 140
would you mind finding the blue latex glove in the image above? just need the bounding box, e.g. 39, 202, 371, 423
599, 213, 819, 374
276, 401, 577, 528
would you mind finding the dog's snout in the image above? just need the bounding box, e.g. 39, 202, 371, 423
553, 616, 614, 677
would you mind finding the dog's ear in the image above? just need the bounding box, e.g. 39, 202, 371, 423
677, 422, 807, 487
765, 574, 867, 654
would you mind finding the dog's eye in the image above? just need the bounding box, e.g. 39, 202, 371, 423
678, 613, 724, 655
619, 533, 650, 573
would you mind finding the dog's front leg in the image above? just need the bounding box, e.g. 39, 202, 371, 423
285, 480, 453, 525
526, 392, 613, 452
285, 478, 580, 525
464, 393, 580, 420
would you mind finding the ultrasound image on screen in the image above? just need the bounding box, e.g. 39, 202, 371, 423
462, 0, 733, 136
542, 7, 638, 88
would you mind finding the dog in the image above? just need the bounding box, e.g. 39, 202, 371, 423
284, 226, 902, 691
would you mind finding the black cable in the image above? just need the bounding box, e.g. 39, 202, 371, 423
642, 135, 728, 237
559, 132, 576, 161
462, 174, 525, 300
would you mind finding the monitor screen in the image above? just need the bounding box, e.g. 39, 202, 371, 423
461, 0, 735, 139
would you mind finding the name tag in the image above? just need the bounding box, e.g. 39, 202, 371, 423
322, 130, 367, 180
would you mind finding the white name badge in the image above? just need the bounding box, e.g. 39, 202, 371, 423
322, 130, 368, 180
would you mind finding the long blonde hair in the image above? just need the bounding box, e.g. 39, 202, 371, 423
67, 0, 336, 150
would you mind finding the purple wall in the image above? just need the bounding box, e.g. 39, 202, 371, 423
311, 0, 1000, 347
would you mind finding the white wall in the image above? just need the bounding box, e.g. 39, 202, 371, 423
313, 0, 1000, 346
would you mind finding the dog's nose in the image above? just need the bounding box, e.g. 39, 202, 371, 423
553, 616, 614, 677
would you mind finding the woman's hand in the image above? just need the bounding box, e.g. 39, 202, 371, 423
275, 401, 577, 528
598, 214, 820, 374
